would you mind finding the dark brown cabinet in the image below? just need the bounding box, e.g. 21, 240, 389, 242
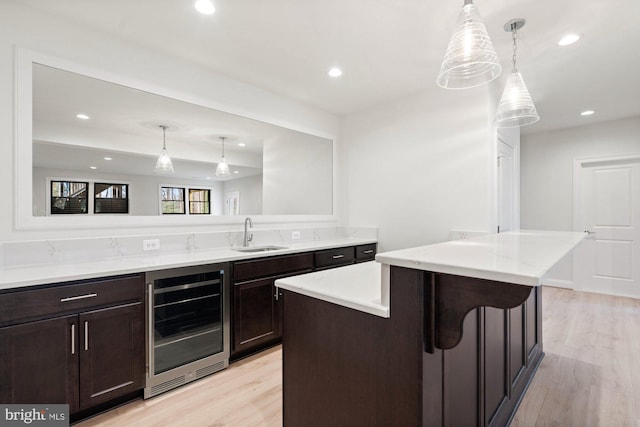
0, 274, 144, 416
314, 246, 355, 270
233, 277, 280, 355
355, 243, 377, 262
0, 315, 79, 412
231, 253, 314, 359
78, 302, 144, 410
231, 243, 377, 360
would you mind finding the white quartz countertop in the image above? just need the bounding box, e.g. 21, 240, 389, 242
0, 238, 376, 291
376, 230, 587, 286
275, 261, 388, 318
272, 230, 586, 319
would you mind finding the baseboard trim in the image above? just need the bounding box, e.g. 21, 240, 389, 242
542, 278, 573, 289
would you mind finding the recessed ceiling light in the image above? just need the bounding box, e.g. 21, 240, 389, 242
558, 33, 581, 46
328, 67, 343, 78
89, 166, 97, 170
194, 0, 215, 15
206, 176, 212, 180
233, 170, 239, 174
104, 157, 112, 161
580, 110, 595, 116
238, 143, 246, 147
76, 113, 90, 120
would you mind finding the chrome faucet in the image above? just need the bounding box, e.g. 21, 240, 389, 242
243, 217, 253, 247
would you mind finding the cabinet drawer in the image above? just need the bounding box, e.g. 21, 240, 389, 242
356, 244, 377, 261
233, 253, 314, 282
0, 274, 144, 325
315, 247, 355, 269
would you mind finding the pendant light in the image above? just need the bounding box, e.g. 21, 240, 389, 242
495, 19, 540, 128
437, 0, 502, 89
215, 136, 230, 177
154, 125, 174, 174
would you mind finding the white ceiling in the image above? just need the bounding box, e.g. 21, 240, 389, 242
20, 0, 640, 134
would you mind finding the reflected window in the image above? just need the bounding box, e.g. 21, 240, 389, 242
161, 187, 185, 214
189, 189, 211, 215
51, 180, 88, 214
94, 183, 128, 214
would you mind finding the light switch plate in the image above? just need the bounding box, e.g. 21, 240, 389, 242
292, 231, 301, 240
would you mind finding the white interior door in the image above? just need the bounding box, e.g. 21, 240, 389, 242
225, 191, 240, 216
497, 136, 518, 233
575, 158, 640, 298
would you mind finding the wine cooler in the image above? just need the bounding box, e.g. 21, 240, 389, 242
144, 263, 229, 398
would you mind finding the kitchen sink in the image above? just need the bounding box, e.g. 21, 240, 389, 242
233, 245, 289, 253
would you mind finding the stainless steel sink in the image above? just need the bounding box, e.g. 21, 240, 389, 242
233, 245, 288, 253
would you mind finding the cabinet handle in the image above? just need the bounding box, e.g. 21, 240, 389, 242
363, 250, 374, 254
71, 324, 75, 355
60, 293, 98, 302
84, 321, 89, 351
332, 254, 344, 259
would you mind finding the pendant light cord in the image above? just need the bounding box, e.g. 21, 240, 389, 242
511, 24, 518, 73
161, 125, 168, 150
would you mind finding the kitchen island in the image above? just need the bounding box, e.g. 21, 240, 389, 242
275, 230, 586, 427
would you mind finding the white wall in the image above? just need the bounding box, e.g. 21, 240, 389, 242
341, 88, 494, 251
0, 2, 339, 241
521, 115, 640, 286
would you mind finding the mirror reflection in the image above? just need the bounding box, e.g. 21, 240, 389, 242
32, 64, 333, 217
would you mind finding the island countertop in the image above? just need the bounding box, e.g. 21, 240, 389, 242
276, 230, 587, 319
275, 261, 387, 317
376, 230, 587, 287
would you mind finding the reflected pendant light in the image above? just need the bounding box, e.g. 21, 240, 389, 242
495, 19, 540, 128
154, 125, 174, 174
215, 136, 230, 177
437, 0, 502, 89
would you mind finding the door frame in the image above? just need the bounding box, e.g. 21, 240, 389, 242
572, 153, 640, 292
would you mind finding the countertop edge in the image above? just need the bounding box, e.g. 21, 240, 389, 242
0, 237, 377, 291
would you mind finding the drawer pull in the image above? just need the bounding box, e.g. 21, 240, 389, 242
84, 321, 89, 351
363, 250, 374, 254
332, 254, 344, 259
71, 324, 75, 355
60, 293, 98, 302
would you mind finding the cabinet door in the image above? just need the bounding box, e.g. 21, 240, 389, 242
78, 302, 144, 410
233, 278, 278, 356
0, 315, 79, 413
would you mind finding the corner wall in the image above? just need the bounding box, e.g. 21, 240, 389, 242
521, 115, 640, 287
341, 88, 493, 251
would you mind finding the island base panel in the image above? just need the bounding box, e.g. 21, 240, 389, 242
281, 266, 543, 427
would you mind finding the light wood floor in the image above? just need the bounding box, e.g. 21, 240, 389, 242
78, 286, 640, 427
512, 287, 640, 427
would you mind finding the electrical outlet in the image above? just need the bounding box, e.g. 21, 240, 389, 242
143, 239, 160, 251
292, 231, 301, 240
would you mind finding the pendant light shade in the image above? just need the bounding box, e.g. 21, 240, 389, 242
495, 71, 539, 127
437, 0, 502, 89
495, 19, 540, 128
154, 125, 174, 174
215, 136, 230, 177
